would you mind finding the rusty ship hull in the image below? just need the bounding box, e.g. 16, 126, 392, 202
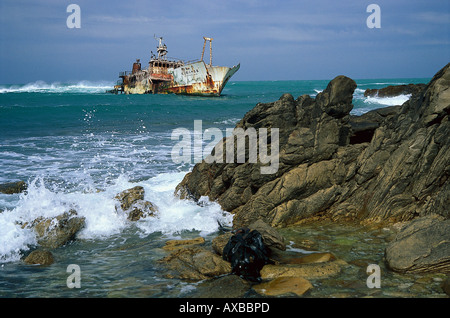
111, 37, 239, 96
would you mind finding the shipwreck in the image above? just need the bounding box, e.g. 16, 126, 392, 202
110, 36, 240, 96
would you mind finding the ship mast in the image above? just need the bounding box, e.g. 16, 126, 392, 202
154, 35, 168, 60
201, 37, 213, 66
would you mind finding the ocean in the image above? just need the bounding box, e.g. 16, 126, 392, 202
0, 78, 429, 297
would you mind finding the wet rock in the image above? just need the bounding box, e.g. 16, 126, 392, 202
115, 186, 158, 221
364, 83, 426, 98
441, 277, 450, 296
115, 186, 145, 210
33, 210, 85, 249
126, 201, 157, 221
212, 232, 232, 256
24, 249, 54, 265
248, 219, 286, 251
385, 215, 450, 273
253, 276, 312, 297
260, 259, 347, 280
0, 181, 27, 194
158, 246, 231, 281
163, 237, 205, 251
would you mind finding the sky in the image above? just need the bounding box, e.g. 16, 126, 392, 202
0, 0, 449, 84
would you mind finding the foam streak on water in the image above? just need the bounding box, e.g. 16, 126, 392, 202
0, 81, 114, 94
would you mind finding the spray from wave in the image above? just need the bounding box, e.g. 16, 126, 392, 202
0, 172, 233, 263
0, 80, 114, 94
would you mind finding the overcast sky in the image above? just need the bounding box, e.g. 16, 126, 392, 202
0, 0, 449, 83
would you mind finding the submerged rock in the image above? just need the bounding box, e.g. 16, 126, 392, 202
260, 259, 347, 280
253, 276, 312, 297
24, 249, 54, 265
193, 275, 251, 298
385, 215, 450, 273
175, 63, 450, 227
158, 246, 231, 281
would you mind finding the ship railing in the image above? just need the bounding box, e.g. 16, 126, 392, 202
119, 71, 131, 77
184, 59, 201, 64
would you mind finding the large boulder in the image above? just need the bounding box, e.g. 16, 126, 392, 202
175, 63, 450, 227
385, 215, 450, 273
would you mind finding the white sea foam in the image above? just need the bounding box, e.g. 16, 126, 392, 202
364, 94, 411, 106
0, 81, 114, 94
0, 172, 233, 263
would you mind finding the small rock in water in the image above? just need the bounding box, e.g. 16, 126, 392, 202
253, 276, 312, 297
0, 181, 27, 194
115, 186, 158, 221
33, 209, 85, 249
24, 249, 54, 265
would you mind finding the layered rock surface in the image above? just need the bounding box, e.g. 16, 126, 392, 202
175, 64, 450, 228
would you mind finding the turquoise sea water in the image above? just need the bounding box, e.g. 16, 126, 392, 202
0, 78, 430, 297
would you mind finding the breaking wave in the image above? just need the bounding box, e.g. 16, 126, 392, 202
0, 81, 114, 94
363, 94, 411, 106
0, 172, 233, 263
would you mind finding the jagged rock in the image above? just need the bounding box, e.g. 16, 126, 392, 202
364, 83, 426, 98
115, 186, 158, 221
0, 181, 27, 194
385, 215, 450, 273
175, 63, 450, 227
33, 210, 85, 249
24, 249, 54, 265
349, 106, 400, 144
158, 246, 231, 281
115, 186, 145, 210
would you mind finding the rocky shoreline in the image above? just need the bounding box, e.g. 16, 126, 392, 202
171, 63, 450, 295
1, 63, 449, 297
